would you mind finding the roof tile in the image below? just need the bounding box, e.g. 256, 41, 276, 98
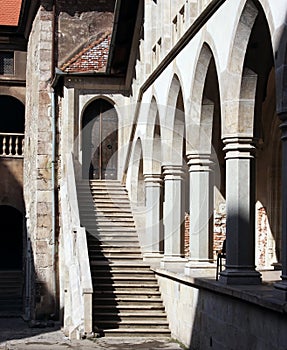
61, 31, 112, 73
0, 0, 22, 26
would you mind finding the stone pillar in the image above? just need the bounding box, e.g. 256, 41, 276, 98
219, 137, 261, 284
185, 154, 214, 274
274, 114, 287, 297
143, 174, 163, 262
161, 165, 187, 268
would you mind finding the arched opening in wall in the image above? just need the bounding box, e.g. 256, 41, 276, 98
129, 137, 145, 206
203, 57, 225, 257
82, 99, 118, 180
174, 88, 187, 257
0, 95, 25, 156
0, 205, 23, 269
243, 4, 278, 269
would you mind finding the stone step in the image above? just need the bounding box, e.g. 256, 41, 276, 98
91, 269, 154, 277
89, 255, 143, 261
92, 283, 160, 292
88, 247, 142, 253
97, 319, 169, 328
94, 305, 166, 313
93, 290, 162, 298
77, 180, 170, 337
101, 328, 171, 337
93, 312, 168, 321
93, 298, 164, 306
92, 276, 158, 284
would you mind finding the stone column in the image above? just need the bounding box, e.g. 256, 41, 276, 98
185, 154, 214, 274
219, 137, 261, 284
274, 114, 287, 297
143, 174, 163, 262
161, 165, 187, 268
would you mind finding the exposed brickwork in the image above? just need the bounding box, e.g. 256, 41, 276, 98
0, 0, 22, 26
213, 205, 226, 258
61, 32, 111, 73
257, 206, 268, 268
184, 212, 190, 258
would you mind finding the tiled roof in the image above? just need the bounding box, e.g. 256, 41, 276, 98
0, 0, 22, 26
61, 31, 111, 73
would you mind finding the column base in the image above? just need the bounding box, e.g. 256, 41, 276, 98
143, 253, 163, 265
160, 256, 188, 270
185, 260, 216, 276
219, 269, 262, 285
274, 280, 287, 301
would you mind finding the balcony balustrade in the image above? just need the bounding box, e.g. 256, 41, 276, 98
0, 133, 24, 158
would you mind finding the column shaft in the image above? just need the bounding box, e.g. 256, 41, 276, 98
143, 174, 163, 261
161, 166, 186, 266
187, 154, 214, 263
219, 138, 261, 284
275, 115, 287, 295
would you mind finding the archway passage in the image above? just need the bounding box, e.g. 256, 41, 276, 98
82, 99, 118, 179
0, 95, 25, 133
0, 205, 23, 270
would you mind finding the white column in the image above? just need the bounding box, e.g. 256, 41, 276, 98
185, 154, 214, 274
161, 165, 187, 268
219, 137, 261, 284
143, 174, 163, 262
274, 113, 287, 298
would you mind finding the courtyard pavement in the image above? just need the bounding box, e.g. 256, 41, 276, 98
0, 318, 184, 350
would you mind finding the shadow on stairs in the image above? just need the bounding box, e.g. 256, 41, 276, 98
77, 179, 170, 337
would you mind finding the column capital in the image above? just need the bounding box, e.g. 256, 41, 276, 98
162, 165, 186, 179
279, 112, 287, 140
186, 153, 214, 172
223, 137, 256, 160
144, 174, 163, 186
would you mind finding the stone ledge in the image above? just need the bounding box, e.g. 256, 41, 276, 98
152, 267, 287, 314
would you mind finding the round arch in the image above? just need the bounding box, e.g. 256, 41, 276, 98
81, 98, 118, 179
0, 95, 25, 133
0, 205, 23, 269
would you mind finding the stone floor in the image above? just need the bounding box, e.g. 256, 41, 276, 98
0, 318, 184, 350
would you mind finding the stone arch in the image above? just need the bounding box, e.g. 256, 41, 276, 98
145, 97, 162, 175
81, 98, 118, 179
0, 95, 25, 133
0, 205, 24, 270
129, 137, 145, 206
222, 0, 259, 136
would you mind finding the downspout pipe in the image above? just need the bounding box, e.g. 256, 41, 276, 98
51, 0, 57, 318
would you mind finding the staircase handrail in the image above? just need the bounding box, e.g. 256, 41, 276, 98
61, 152, 93, 338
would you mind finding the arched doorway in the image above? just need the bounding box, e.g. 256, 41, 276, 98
0, 205, 23, 269
82, 99, 118, 179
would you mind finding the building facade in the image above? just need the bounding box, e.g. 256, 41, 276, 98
1, 0, 287, 348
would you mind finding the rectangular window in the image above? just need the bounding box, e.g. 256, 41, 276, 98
0, 52, 14, 75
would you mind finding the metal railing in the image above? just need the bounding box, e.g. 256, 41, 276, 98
0, 133, 24, 158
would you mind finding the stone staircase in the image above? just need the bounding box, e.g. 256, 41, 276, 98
0, 270, 23, 317
77, 180, 170, 337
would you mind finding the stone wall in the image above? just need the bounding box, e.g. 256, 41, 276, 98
56, 0, 115, 67
0, 158, 24, 213
156, 272, 287, 350
24, 3, 56, 319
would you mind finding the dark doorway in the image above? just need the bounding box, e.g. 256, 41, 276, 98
82, 99, 118, 180
0, 205, 23, 270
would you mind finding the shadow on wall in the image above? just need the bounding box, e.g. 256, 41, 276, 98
188, 283, 286, 350
0, 164, 60, 341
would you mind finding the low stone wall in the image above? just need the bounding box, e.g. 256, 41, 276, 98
155, 270, 287, 350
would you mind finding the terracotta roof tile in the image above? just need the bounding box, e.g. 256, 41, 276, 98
0, 0, 22, 26
61, 31, 111, 73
